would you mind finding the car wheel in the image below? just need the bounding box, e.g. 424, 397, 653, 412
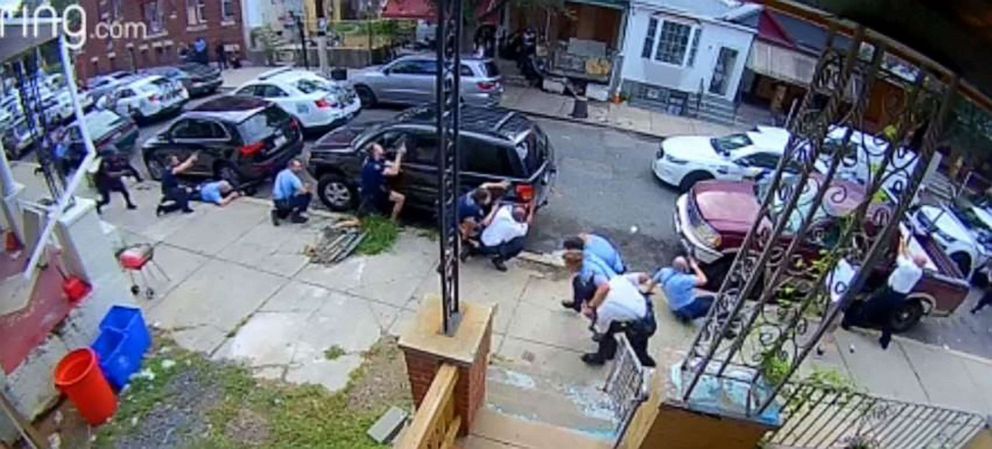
679, 171, 714, 193
950, 252, 972, 278
700, 256, 733, 292
355, 85, 377, 107
146, 157, 165, 181
217, 164, 243, 187
317, 174, 357, 211
889, 298, 924, 333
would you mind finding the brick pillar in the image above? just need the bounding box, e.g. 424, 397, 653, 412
399, 296, 494, 436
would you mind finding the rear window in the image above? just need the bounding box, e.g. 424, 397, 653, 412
297, 79, 324, 94
84, 110, 126, 139
483, 61, 500, 78
517, 128, 547, 173
238, 106, 290, 143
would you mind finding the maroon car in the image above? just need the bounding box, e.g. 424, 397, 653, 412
674, 176, 970, 332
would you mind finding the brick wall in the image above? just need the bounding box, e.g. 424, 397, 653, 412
75, 0, 248, 79
401, 320, 492, 436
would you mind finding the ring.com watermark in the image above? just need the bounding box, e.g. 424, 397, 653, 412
0, 4, 147, 50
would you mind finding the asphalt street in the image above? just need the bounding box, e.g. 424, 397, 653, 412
120, 97, 992, 358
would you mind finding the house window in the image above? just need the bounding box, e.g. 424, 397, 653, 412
187, 0, 207, 25
143, 0, 165, 34
641, 18, 658, 59
686, 28, 702, 67
222, 0, 236, 20
654, 20, 692, 65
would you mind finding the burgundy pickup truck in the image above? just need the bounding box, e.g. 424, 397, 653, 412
673, 176, 970, 332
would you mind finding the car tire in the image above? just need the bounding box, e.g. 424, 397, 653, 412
355, 85, 377, 108
700, 256, 733, 292
679, 171, 714, 193
217, 163, 243, 187
889, 298, 924, 333
146, 156, 166, 181
317, 174, 357, 212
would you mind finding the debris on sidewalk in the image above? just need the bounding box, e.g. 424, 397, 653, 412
306, 221, 367, 265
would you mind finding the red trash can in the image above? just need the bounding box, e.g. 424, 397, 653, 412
54, 348, 118, 426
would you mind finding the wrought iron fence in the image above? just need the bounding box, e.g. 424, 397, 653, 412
766, 382, 987, 449
678, 21, 965, 419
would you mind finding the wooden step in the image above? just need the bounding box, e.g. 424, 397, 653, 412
457, 408, 613, 449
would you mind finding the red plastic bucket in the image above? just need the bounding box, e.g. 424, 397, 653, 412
54, 348, 117, 426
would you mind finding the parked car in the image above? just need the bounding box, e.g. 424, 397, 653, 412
2, 116, 40, 160
85, 71, 134, 103
98, 75, 187, 122
141, 95, 304, 187
232, 67, 361, 133
673, 175, 970, 332
653, 126, 792, 192
142, 63, 221, 97
911, 200, 992, 280
348, 54, 503, 107
308, 105, 556, 213
176, 62, 223, 96
61, 109, 140, 157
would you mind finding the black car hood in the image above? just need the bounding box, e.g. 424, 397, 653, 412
311, 123, 375, 152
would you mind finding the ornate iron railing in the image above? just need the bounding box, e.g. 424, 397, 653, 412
678, 23, 963, 417
766, 382, 986, 449
604, 334, 649, 448
434, 0, 462, 335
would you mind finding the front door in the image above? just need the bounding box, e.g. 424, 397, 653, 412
709, 47, 739, 96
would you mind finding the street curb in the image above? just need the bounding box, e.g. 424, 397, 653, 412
501, 106, 666, 142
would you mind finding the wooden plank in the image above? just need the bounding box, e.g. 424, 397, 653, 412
0, 393, 45, 449
396, 364, 459, 449
442, 416, 462, 449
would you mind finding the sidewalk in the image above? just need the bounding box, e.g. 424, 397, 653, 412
499, 85, 748, 138
218, 66, 748, 139
10, 161, 992, 423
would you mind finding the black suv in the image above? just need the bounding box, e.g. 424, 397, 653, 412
308, 105, 557, 213
142, 96, 303, 186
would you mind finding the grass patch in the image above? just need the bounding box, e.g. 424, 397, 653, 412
356, 216, 399, 256
96, 337, 410, 449
324, 345, 347, 360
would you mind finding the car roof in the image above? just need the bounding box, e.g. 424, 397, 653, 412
185, 95, 272, 123
121, 75, 164, 88
396, 53, 492, 63
393, 104, 533, 140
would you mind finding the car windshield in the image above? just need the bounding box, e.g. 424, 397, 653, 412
238, 106, 288, 143
949, 204, 992, 232
83, 110, 126, 139
711, 134, 753, 155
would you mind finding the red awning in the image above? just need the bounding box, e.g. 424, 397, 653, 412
381, 0, 501, 25
381, 0, 434, 20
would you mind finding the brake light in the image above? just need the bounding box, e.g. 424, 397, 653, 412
239, 142, 265, 158
315, 98, 337, 109
516, 184, 535, 202
477, 81, 498, 92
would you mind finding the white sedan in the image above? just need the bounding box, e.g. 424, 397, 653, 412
98, 75, 187, 121
652, 126, 792, 192
232, 67, 361, 132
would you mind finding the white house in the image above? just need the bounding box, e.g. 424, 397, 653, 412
618, 0, 758, 124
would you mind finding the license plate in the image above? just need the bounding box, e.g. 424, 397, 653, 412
274, 136, 287, 147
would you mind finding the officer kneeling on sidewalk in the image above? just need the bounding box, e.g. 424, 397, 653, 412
577, 273, 657, 368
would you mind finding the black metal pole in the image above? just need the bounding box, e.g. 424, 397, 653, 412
297, 14, 309, 70
436, 0, 463, 336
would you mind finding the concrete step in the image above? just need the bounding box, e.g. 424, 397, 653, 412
458, 408, 613, 449
695, 108, 738, 126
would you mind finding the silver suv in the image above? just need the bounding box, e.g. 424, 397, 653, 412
349, 54, 502, 107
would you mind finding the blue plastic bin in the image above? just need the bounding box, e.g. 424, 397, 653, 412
90, 306, 151, 390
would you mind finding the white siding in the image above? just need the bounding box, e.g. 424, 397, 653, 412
620, 4, 755, 101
